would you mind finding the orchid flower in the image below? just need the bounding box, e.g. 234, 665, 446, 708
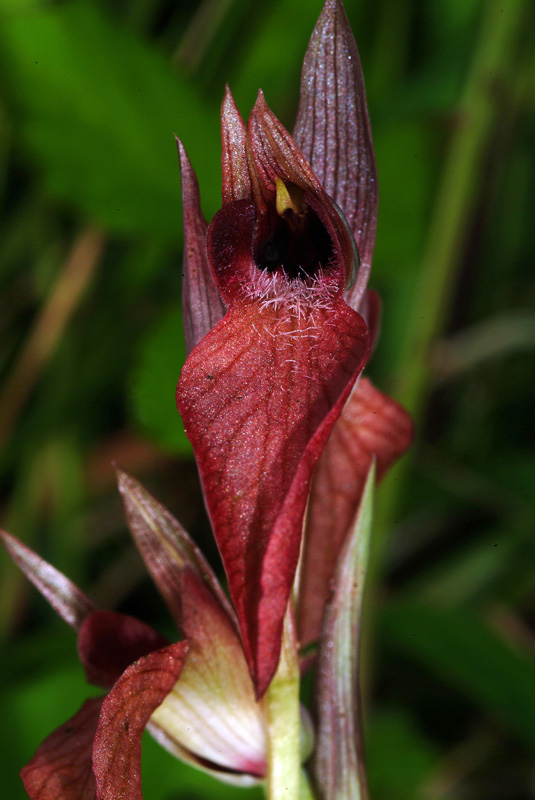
176, 0, 412, 696
1, 472, 279, 798
2, 1, 413, 798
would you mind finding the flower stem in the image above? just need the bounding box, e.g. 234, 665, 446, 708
264, 607, 302, 800
299, 769, 316, 800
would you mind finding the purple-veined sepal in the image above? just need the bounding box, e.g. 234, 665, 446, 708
0, 529, 95, 630
294, 0, 377, 310
177, 137, 226, 355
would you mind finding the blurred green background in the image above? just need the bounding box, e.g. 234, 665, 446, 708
1, 0, 534, 798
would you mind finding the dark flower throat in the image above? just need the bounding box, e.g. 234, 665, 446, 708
255, 183, 333, 281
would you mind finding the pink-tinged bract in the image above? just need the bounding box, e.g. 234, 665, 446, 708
0, 530, 95, 631
117, 469, 235, 630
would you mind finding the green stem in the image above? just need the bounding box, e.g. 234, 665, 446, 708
264, 608, 302, 800
299, 769, 316, 800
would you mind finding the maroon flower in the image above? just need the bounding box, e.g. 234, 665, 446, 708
175, 0, 411, 697
1, 472, 273, 799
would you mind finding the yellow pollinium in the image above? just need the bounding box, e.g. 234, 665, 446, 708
275, 178, 304, 218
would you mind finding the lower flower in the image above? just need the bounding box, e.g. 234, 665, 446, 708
1, 471, 313, 798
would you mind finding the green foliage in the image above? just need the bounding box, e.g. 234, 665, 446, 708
0, 0, 220, 234
382, 601, 535, 749
131, 305, 192, 454
367, 710, 438, 800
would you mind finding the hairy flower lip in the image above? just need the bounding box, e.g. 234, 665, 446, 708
207, 195, 353, 310
177, 285, 370, 697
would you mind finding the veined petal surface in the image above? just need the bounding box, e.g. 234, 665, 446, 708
177, 138, 225, 354
177, 298, 369, 695
92, 642, 188, 800
294, 0, 377, 308
0, 530, 94, 631
78, 609, 169, 689
221, 86, 254, 204
21, 698, 103, 800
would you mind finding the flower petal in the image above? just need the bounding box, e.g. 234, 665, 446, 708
313, 462, 375, 800
177, 296, 369, 696
297, 378, 413, 649
293, 0, 377, 309
151, 567, 267, 777
0, 530, 94, 631
117, 469, 235, 630
21, 697, 103, 800
146, 725, 262, 787
176, 137, 226, 355
92, 642, 189, 800
221, 86, 254, 204
249, 91, 324, 196
78, 610, 169, 689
